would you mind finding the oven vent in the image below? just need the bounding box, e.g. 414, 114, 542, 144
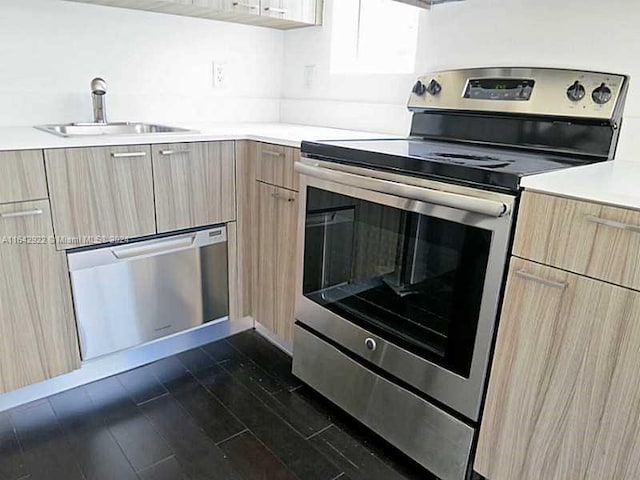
393, 0, 464, 8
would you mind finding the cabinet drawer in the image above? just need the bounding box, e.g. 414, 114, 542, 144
0, 150, 47, 204
45, 145, 156, 248
255, 143, 300, 191
152, 141, 236, 233
514, 191, 640, 290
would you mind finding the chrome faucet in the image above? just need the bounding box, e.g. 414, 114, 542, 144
90, 77, 107, 124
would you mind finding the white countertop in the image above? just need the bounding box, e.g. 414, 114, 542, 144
522, 160, 640, 211
0, 122, 394, 151
5, 121, 640, 211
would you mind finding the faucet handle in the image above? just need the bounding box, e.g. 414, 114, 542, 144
91, 77, 107, 95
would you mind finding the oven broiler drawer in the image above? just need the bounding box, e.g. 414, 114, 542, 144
292, 325, 474, 480
295, 304, 487, 421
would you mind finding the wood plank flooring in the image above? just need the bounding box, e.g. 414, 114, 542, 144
0, 330, 433, 480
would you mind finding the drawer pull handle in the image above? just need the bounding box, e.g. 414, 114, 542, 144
264, 6, 287, 13
160, 150, 191, 156
0, 209, 43, 219
263, 150, 284, 158
515, 270, 568, 290
111, 152, 147, 158
587, 215, 640, 234
271, 192, 295, 202
232, 2, 258, 8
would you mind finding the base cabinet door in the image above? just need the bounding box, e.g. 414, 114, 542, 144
152, 142, 236, 233
45, 145, 156, 248
0, 201, 80, 393
476, 257, 640, 480
255, 182, 298, 344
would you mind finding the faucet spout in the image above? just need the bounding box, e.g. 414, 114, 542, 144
91, 77, 107, 124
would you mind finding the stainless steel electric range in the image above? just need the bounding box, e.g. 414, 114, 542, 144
291, 67, 629, 480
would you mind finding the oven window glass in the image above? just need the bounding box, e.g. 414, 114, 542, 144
303, 187, 492, 377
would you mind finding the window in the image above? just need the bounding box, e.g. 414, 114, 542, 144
330, 0, 420, 75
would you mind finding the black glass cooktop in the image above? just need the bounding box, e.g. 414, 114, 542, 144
301, 138, 604, 192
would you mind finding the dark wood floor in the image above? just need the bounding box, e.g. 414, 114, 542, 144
0, 330, 434, 480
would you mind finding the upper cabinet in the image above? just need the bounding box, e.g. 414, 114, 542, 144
392, 0, 464, 8
194, 0, 259, 11
261, 0, 317, 24
65, 0, 322, 29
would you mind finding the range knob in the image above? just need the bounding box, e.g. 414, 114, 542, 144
592, 83, 613, 105
426, 79, 442, 96
412, 80, 426, 96
566, 81, 586, 102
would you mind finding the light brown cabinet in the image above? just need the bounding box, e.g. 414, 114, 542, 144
0, 201, 80, 393
0, 150, 48, 204
45, 145, 156, 249
255, 182, 299, 344
152, 142, 236, 233
236, 141, 301, 346
477, 190, 640, 480
66, 0, 321, 28
476, 257, 640, 480
514, 191, 640, 290
261, 0, 317, 24
255, 142, 300, 191
194, 0, 259, 12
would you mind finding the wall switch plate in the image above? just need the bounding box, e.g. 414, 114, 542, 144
212, 62, 225, 88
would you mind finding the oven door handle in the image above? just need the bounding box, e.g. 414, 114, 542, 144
295, 162, 510, 218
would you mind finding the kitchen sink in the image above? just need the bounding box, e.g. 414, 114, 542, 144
35, 122, 195, 137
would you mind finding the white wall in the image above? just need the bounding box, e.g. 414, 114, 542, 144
281, 0, 430, 135
0, 0, 284, 126
421, 0, 640, 159
3, 0, 640, 159
281, 0, 640, 157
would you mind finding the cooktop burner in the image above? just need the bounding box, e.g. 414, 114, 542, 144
301, 138, 602, 192
428, 153, 511, 169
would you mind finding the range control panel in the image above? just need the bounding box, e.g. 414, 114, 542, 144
408, 67, 628, 122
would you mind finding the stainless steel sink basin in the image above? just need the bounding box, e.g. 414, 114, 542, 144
35, 122, 195, 137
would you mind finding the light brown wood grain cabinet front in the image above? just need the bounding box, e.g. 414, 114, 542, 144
255, 181, 299, 344
0, 201, 80, 393
45, 145, 156, 249
514, 191, 640, 290
255, 142, 300, 191
476, 191, 640, 480
152, 142, 236, 233
236, 141, 301, 346
0, 150, 48, 204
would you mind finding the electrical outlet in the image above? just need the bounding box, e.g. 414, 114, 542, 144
304, 65, 316, 89
212, 62, 225, 89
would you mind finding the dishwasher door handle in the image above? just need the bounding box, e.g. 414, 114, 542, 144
112, 235, 196, 260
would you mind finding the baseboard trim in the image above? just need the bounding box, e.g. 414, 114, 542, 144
255, 321, 293, 356
0, 317, 253, 413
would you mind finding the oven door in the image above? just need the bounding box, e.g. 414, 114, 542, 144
294, 159, 515, 421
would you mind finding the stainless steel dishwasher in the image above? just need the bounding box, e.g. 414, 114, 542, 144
68, 226, 229, 360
